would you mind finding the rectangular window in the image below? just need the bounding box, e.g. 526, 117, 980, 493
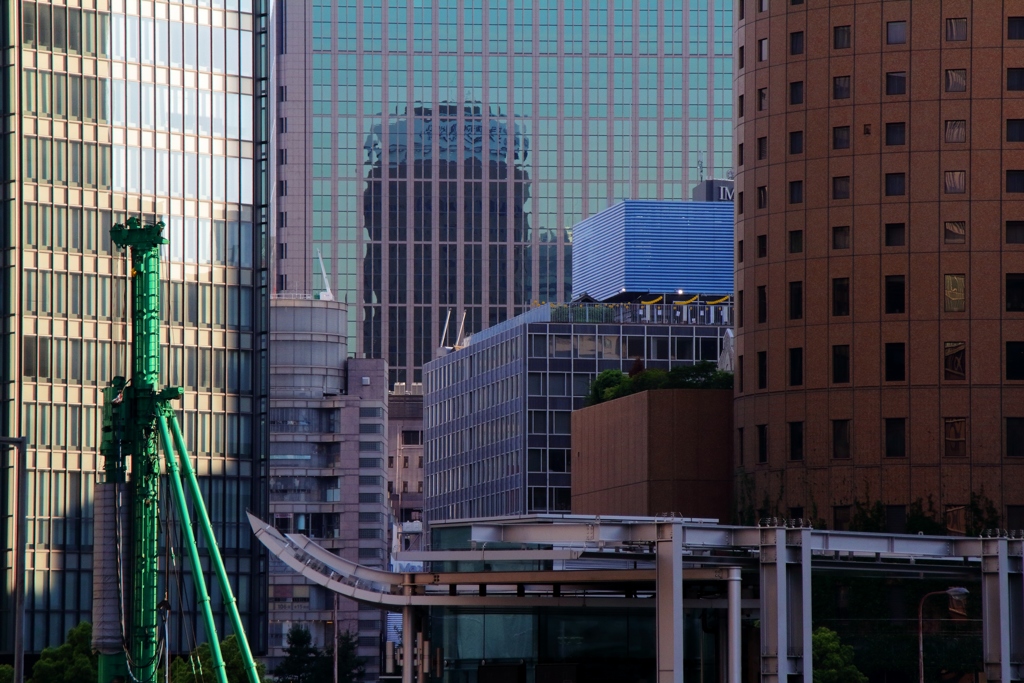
885, 222, 906, 247
945, 170, 967, 194
945, 120, 967, 143
789, 180, 804, 204
1008, 274, 1024, 311
790, 130, 804, 154
1009, 119, 1024, 142
833, 419, 851, 459
833, 176, 851, 199
757, 136, 768, 160
832, 277, 850, 315
789, 347, 804, 386
944, 341, 966, 380
758, 87, 768, 111
757, 185, 768, 209
1009, 342, 1024, 380
944, 274, 966, 312
886, 71, 907, 95
886, 122, 906, 146
885, 418, 906, 458
757, 424, 768, 463
885, 275, 905, 313
757, 285, 767, 323
789, 230, 804, 253
833, 344, 850, 383
885, 342, 906, 381
738, 354, 744, 390
944, 418, 967, 457
1008, 170, 1024, 193
946, 18, 968, 41
1011, 17, 1024, 40
738, 191, 744, 213
789, 281, 803, 320
834, 505, 852, 530
738, 94, 744, 117
834, 25, 851, 49
833, 76, 851, 99
945, 221, 966, 244
1010, 68, 1024, 91
887, 21, 907, 45
1007, 418, 1024, 457
789, 421, 804, 461
738, 46, 744, 69
757, 234, 768, 257
757, 351, 767, 389
790, 31, 804, 55
945, 69, 967, 92
885, 173, 906, 196
1008, 221, 1024, 244
758, 38, 768, 61
833, 125, 851, 149
790, 81, 804, 105
738, 240, 744, 264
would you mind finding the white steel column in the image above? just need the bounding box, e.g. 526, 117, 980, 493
727, 567, 742, 683
759, 527, 812, 683
981, 537, 1024, 683
656, 522, 684, 683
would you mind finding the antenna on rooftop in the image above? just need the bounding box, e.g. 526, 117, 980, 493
697, 151, 706, 183
315, 248, 334, 301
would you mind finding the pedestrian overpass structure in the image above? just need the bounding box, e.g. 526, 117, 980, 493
250, 513, 1024, 683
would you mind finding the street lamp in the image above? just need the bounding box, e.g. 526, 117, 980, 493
918, 586, 969, 683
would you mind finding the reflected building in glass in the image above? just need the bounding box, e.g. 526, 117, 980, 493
273, 0, 736, 386
1, 0, 271, 659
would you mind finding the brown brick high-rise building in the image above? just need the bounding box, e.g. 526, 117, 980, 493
733, 0, 1024, 532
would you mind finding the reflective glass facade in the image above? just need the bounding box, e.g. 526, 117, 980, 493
274, 0, 735, 386
1, 0, 270, 657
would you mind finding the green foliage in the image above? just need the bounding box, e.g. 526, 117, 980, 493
28, 622, 97, 683
812, 627, 868, 683
848, 501, 886, 532
967, 491, 1001, 535
906, 497, 946, 536
329, 631, 367, 683
167, 633, 266, 683
0, 664, 14, 683
585, 361, 733, 406
269, 625, 365, 683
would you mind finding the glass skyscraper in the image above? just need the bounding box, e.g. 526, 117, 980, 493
1, 0, 271, 659
273, 0, 736, 385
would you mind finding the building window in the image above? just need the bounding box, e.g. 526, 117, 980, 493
885, 418, 906, 458
944, 274, 966, 312
1007, 342, 1024, 382
944, 418, 967, 457
738, 143, 744, 165
833, 176, 851, 199
1010, 68, 1024, 91
944, 221, 966, 244
833, 505, 852, 530
789, 347, 804, 386
944, 341, 966, 380
833, 419, 851, 459
757, 285, 767, 323
885, 173, 906, 196
886, 21, 907, 45
790, 81, 804, 105
833, 126, 851, 150
757, 424, 768, 463
946, 120, 967, 143
738, 290, 744, 326
886, 72, 907, 95
832, 278, 850, 316
946, 18, 968, 41
945, 69, 967, 92
1009, 119, 1024, 142
1008, 221, 1024, 244
833, 345, 850, 383
757, 234, 768, 257
1011, 17, 1024, 40
945, 170, 966, 194
790, 130, 804, 154
1008, 274, 1024, 311
833, 225, 851, 249
885, 222, 906, 247
885, 275, 905, 314
886, 506, 908, 534
790, 31, 804, 55
738, 354, 744, 390
738, 240, 744, 263
757, 185, 768, 208
758, 38, 768, 61
886, 122, 906, 146
885, 342, 906, 381
758, 87, 768, 111
834, 25, 851, 49
789, 281, 803, 320
789, 230, 804, 253
789, 180, 804, 204
1007, 419, 1024, 457
738, 191, 744, 214
757, 136, 768, 160
738, 94, 744, 117
1008, 171, 1024, 193
737, 427, 745, 463
738, 46, 744, 69
833, 76, 851, 99
757, 351, 767, 389
789, 421, 804, 461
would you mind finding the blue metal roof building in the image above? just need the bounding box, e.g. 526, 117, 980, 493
572, 201, 734, 302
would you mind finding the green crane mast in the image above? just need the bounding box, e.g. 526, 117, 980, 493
99, 218, 260, 683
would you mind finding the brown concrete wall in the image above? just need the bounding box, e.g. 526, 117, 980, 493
571, 389, 733, 521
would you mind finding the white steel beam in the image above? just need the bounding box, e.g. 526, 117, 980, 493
982, 537, 1024, 683
656, 523, 684, 683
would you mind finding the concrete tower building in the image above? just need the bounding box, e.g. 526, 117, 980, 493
272, 0, 738, 385
733, 0, 1024, 530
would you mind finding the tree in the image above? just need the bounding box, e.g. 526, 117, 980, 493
272, 625, 323, 683
330, 631, 367, 683
812, 627, 868, 683
28, 621, 97, 683
167, 633, 266, 683
0, 664, 14, 683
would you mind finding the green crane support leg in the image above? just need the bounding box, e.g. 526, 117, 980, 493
157, 413, 228, 683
